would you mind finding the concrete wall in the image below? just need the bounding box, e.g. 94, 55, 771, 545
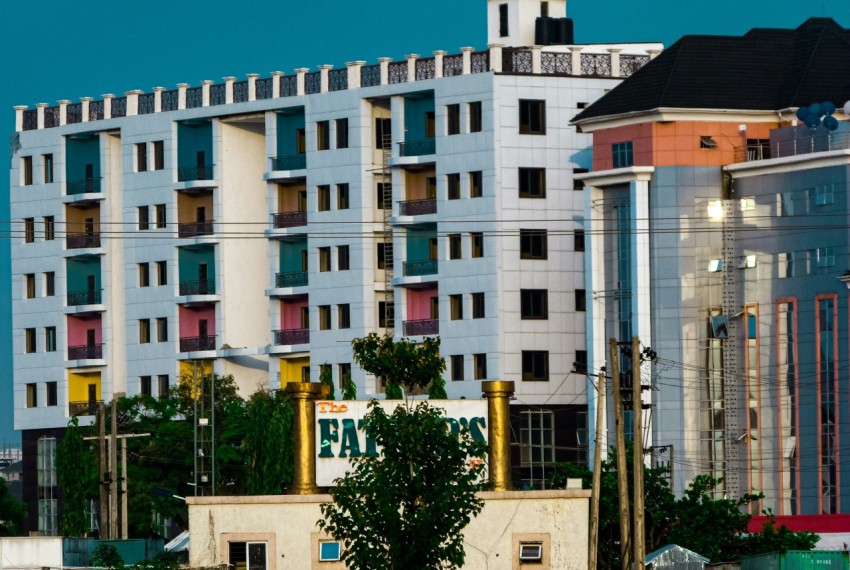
0, 536, 64, 568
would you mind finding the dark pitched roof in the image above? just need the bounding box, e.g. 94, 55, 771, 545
573, 18, 850, 123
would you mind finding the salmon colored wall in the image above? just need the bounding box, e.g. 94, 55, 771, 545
407, 286, 438, 320
67, 315, 102, 346
592, 121, 778, 170
281, 297, 308, 329
179, 305, 216, 337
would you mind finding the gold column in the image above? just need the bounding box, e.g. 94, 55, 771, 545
286, 382, 327, 494
482, 380, 514, 491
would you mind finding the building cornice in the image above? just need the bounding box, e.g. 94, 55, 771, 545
575, 166, 655, 186
726, 149, 850, 178
572, 108, 786, 133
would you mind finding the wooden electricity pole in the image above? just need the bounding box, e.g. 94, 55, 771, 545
589, 369, 606, 570
109, 398, 119, 539
632, 337, 646, 570
98, 404, 108, 538
609, 338, 631, 570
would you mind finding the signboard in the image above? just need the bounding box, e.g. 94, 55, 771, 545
315, 399, 488, 487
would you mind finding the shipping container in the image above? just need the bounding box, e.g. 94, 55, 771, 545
741, 551, 849, 570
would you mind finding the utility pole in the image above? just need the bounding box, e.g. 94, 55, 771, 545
589, 368, 606, 570
609, 338, 630, 570
632, 337, 645, 570
98, 404, 107, 538
109, 397, 119, 539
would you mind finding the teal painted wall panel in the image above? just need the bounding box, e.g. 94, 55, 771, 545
178, 246, 216, 282
404, 96, 435, 141
406, 224, 436, 261
277, 111, 305, 157
177, 122, 213, 169
65, 137, 100, 184
66, 258, 101, 291
279, 239, 307, 273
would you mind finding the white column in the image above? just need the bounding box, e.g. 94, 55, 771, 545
201, 80, 212, 107
630, 177, 652, 351
433, 51, 446, 78
608, 48, 622, 78
570, 47, 583, 76
406, 54, 418, 82
271, 71, 283, 98
295, 68, 308, 96
14, 105, 27, 132
247, 74, 259, 101
37, 103, 47, 128
81, 97, 92, 122
461, 47, 474, 75
488, 44, 503, 72
153, 87, 164, 113
101, 95, 113, 120
319, 65, 332, 93
57, 100, 70, 126
379, 57, 392, 85
125, 90, 142, 116
346, 61, 364, 89
531, 46, 542, 74
224, 76, 235, 104
648, 49, 662, 60
177, 84, 188, 110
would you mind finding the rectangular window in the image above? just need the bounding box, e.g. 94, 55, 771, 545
25, 274, 36, 299
450, 294, 463, 320
335, 118, 349, 149
26, 383, 37, 407
139, 319, 150, 344
574, 229, 585, 252
45, 327, 56, 352
155, 204, 166, 228
474, 354, 487, 380
447, 173, 461, 200
136, 143, 148, 172
319, 541, 341, 563
520, 229, 547, 259
46, 382, 57, 407
319, 247, 331, 272
337, 364, 351, 389
336, 183, 350, 210
45, 272, 55, 296
469, 171, 483, 198
337, 245, 350, 271
139, 263, 150, 287
518, 168, 546, 198
575, 350, 588, 374
499, 3, 509, 36
471, 232, 484, 258
153, 141, 164, 170
22, 156, 33, 186
338, 304, 351, 329
317, 120, 330, 151
448, 234, 462, 260
140, 376, 152, 397
138, 206, 150, 230
25, 328, 36, 353
451, 355, 465, 381
575, 289, 587, 312
43, 154, 54, 184
156, 317, 168, 342
319, 305, 331, 330
520, 289, 548, 319
318, 185, 331, 212
156, 261, 167, 285
43, 216, 54, 241
24, 218, 35, 243
447, 104, 461, 135
469, 101, 482, 133
377, 242, 390, 270
519, 100, 546, 134
612, 141, 634, 168
158, 375, 169, 398
376, 182, 389, 209
573, 168, 588, 190
472, 292, 485, 319
519, 410, 555, 486
522, 350, 549, 381
375, 118, 392, 149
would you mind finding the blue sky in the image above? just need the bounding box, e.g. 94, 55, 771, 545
0, 0, 847, 444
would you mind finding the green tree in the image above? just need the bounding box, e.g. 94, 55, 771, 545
341, 369, 357, 401
319, 364, 336, 400
91, 543, 124, 569
744, 515, 819, 554
56, 417, 98, 536
243, 389, 295, 494
319, 401, 486, 570
350, 333, 445, 399
0, 476, 25, 536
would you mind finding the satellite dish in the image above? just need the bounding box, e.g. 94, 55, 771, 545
796, 107, 809, 121
822, 101, 836, 116
844, 100, 850, 116
825, 115, 839, 131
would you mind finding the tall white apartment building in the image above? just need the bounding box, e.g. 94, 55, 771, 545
10, 0, 659, 532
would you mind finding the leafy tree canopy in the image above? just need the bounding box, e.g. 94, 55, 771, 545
0, 475, 25, 537
351, 333, 446, 399
319, 401, 487, 570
